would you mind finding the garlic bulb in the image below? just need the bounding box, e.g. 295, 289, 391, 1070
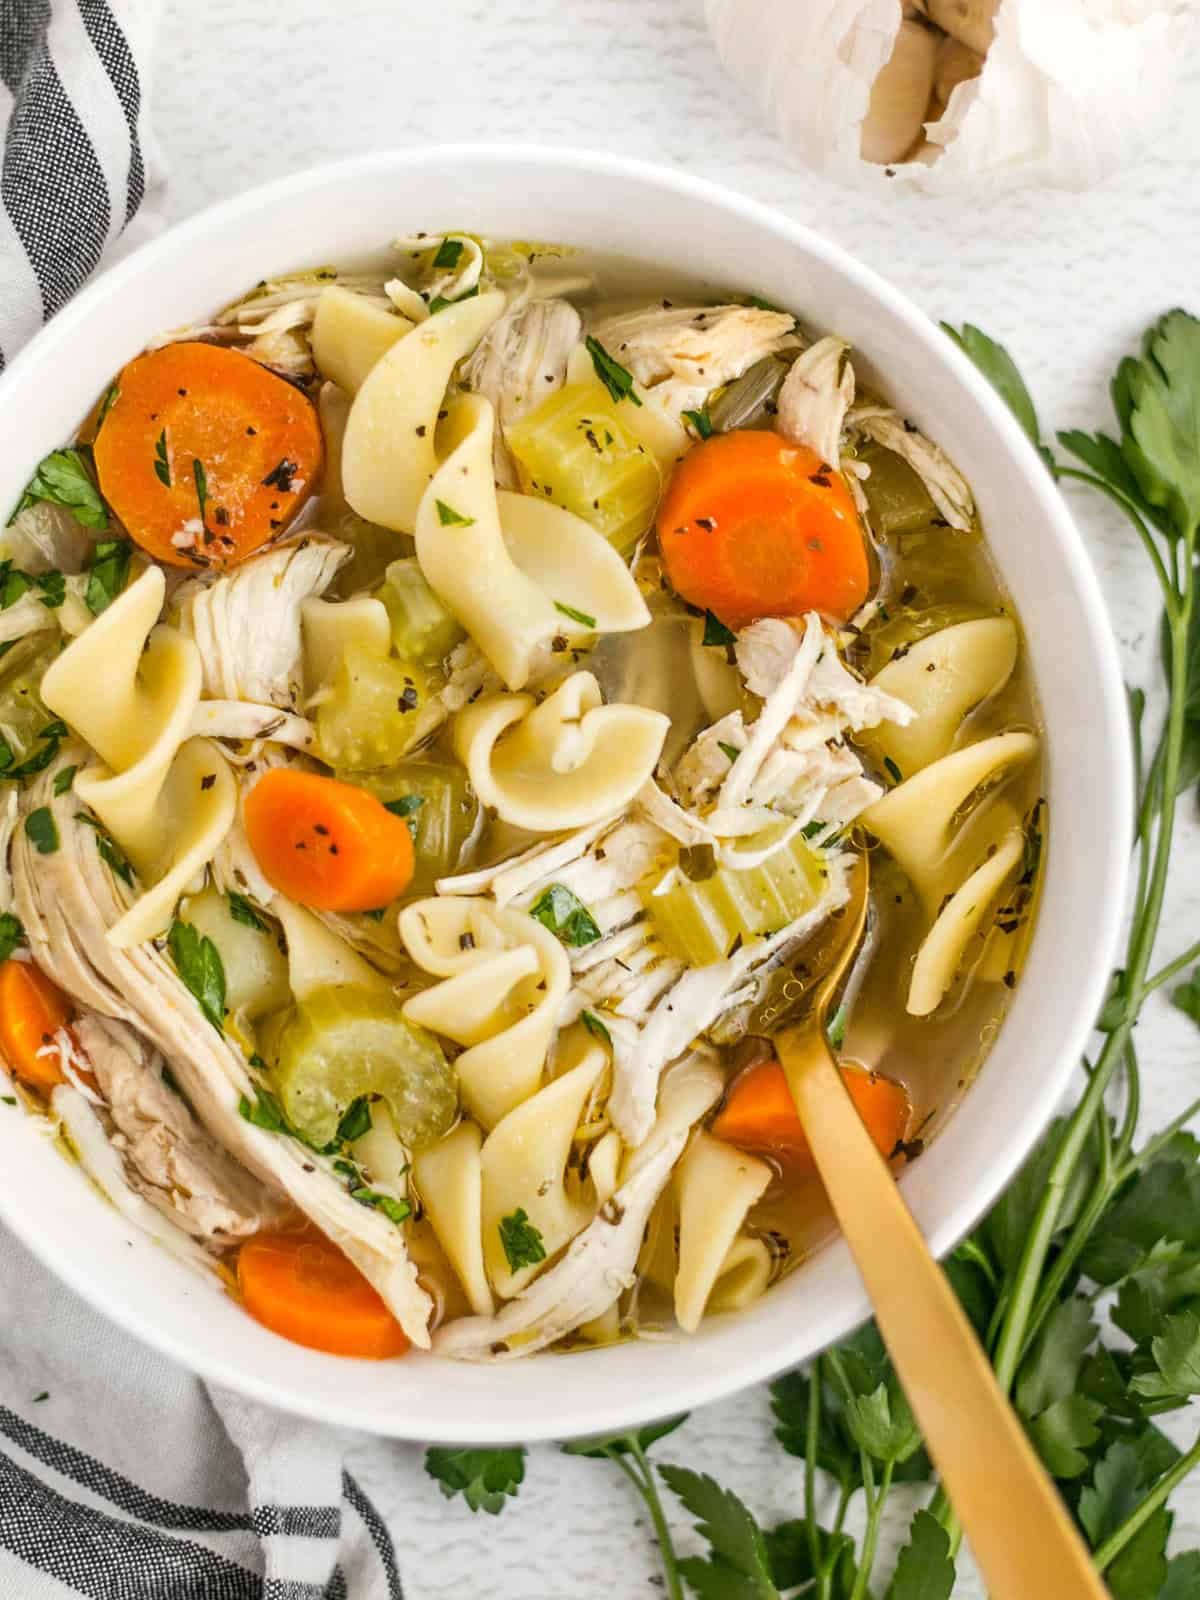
705, 0, 1189, 192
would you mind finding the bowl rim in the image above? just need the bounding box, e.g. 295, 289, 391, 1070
0, 142, 1133, 1441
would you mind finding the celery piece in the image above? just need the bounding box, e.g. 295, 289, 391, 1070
639, 833, 825, 967
273, 982, 456, 1150
0, 637, 58, 776
315, 644, 430, 771
857, 442, 937, 537
379, 558, 464, 665
356, 761, 480, 893
506, 381, 661, 554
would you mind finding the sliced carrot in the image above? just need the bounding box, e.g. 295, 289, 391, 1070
0, 958, 79, 1089
657, 431, 869, 628
244, 768, 415, 913
93, 342, 322, 571
238, 1224, 410, 1359
712, 1057, 911, 1175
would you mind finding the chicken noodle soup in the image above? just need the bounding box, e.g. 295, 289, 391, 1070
0, 233, 1043, 1361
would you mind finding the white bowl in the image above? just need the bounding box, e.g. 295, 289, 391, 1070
0, 146, 1131, 1442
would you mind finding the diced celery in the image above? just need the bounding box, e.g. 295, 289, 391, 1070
315, 645, 430, 771
273, 982, 456, 1149
857, 442, 937, 537
639, 834, 825, 967
506, 381, 661, 554
378, 558, 464, 666
354, 761, 481, 893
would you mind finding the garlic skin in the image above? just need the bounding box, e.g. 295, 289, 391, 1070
705, 0, 1189, 193
861, 17, 939, 163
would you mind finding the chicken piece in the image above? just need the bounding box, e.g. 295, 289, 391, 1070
435, 1051, 724, 1359
462, 298, 582, 486
12, 764, 433, 1346
175, 535, 348, 711
76, 1012, 283, 1242
588, 304, 798, 418
850, 408, 975, 530
775, 337, 855, 470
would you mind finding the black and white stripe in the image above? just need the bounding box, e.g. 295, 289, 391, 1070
0, 0, 160, 369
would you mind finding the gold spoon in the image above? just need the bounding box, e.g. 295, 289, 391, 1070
771, 853, 1107, 1599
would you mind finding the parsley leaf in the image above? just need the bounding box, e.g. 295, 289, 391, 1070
1162, 1553, 1200, 1598
718, 740, 740, 763
762, 1521, 858, 1596
1079, 1440, 1144, 1549
383, 793, 425, 839
580, 1009, 611, 1046
9, 448, 108, 531
238, 1089, 287, 1132
24, 807, 59, 854
435, 499, 475, 527
888, 1509, 955, 1600
843, 1377, 922, 1466
941, 323, 1055, 472
168, 919, 226, 1031
431, 237, 465, 270
682, 407, 713, 439
336, 1095, 373, 1143
553, 599, 597, 629
658, 1465, 778, 1600
53, 765, 77, 796
1130, 1309, 1200, 1400
0, 912, 24, 962
1111, 309, 1200, 540
424, 1446, 526, 1515
498, 1207, 546, 1273
154, 428, 171, 487
562, 1416, 688, 1459
1172, 968, 1200, 1026
350, 1185, 410, 1225
585, 336, 642, 408
34, 570, 64, 609
529, 883, 601, 947
227, 891, 267, 932
428, 284, 480, 315
702, 610, 736, 648
85, 539, 132, 615
883, 756, 903, 785
74, 811, 134, 885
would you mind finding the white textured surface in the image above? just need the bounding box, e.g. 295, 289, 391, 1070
146, 3, 1200, 1593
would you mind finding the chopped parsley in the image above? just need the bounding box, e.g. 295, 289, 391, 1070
336, 1095, 373, 1143
681, 407, 713, 439
34, 571, 65, 609
2, 719, 68, 781
24, 808, 58, 855
384, 793, 425, 839
153, 429, 171, 487
435, 499, 475, 527
883, 756, 903, 785
0, 912, 24, 962
530, 883, 602, 948
351, 1186, 411, 1225
580, 1009, 612, 1046
9, 448, 108, 531
428, 284, 480, 315
702, 610, 736, 648
432, 237, 465, 270
553, 600, 597, 629
168, 919, 226, 1031
227, 891, 268, 932
718, 741, 740, 763
96, 382, 120, 428
238, 1088, 287, 1132
75, 812, 134, 885
585, 336, 642, 408
85, 539, 132, 615
498, 1207, 547, 1273
53, 766, 76, 797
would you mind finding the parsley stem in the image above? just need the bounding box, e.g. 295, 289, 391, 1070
805, 1359, 825, 1596
1142, 935, 1200, 996
1111, 1038, 1140, 1172
1094, 1428, 1200, 1572
992, 530, 1195, 1395
1115, 1091, 1200, 1184
615, 1442, 684, 1600
849, 1458, 892, 1600
1057, 467, 1177, 616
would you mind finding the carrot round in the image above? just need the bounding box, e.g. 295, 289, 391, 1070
244, 769, 415, 912
238, 1224, 410, 1359
94, 342, 322, 571
657, 432, 869, 628
712, 1057, 911, 1174
0, 958, 77, 1089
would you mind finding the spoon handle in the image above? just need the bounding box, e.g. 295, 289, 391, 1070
775, 1026, 1108, 1600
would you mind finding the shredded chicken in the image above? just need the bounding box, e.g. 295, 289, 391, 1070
12, 763, 433, 1346
76, 1012, 284, 1242
850, 407, 975, 530
776, 337, 855, 469
175, 535, 348, 711
434, 1052, 723, 1360
462, 298, 582, 486
588, 304, 799, 418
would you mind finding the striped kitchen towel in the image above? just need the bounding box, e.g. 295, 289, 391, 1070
0, 0, 164, 370
0, 6, 407, 1596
